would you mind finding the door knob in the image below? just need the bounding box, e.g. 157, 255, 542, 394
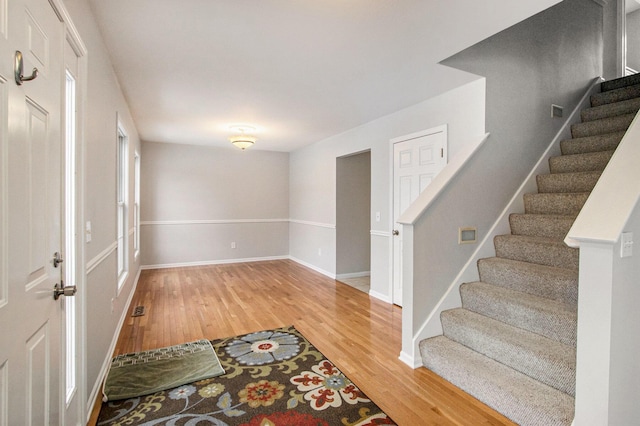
392, 229, 399, 236
53, 282, 77, 300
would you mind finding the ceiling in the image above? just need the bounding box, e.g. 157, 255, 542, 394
88, 0, 560, 152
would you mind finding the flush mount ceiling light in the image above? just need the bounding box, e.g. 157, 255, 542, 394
229, 125, 257, 150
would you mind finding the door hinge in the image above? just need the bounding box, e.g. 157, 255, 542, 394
440, 148, 444, 158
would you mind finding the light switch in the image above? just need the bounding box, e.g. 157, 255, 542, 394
85, 221, 92, 243
621, 232, 633, 258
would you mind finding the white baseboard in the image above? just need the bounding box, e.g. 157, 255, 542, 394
399, 350, 421, 369
288, 256, 336, 279
140, 255, 289, 270
335, 271, 370, 280
369, 289, 392, 304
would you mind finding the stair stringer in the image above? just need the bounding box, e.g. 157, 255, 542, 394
406, 77, 603, 366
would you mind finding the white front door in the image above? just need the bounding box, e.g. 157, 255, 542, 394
0, 0, 68, 423
392, 126, 447, 306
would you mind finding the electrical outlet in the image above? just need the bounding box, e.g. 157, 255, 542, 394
231, 242, 237, 249
85, 221, 92, 243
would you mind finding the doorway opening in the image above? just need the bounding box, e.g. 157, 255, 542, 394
626, 0, 640, 75
336, 150, 371, 294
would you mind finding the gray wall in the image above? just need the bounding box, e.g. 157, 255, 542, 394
62, 0, 142, 411
336, 151, 371, 277
140, 142, 290, 267
410, 0, 604, 330
289, 78, 486, 299
628, 9, 640, 71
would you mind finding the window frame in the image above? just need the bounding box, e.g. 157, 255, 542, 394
116, 120, 129, 291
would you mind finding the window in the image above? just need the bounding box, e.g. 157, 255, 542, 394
133, 151, 140, 257
64, 69, 77, 404
116, 122, 128, 289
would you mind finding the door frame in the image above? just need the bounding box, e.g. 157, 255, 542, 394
388, 125, 448, 306
54, 0, 88, 423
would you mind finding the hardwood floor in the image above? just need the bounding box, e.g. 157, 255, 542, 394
89, 259, 515, 425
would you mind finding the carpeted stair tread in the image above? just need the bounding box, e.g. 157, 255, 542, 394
441, 308, 576, 395
536, 171, 601, 193
580, 97, 640, 122
508, 213, 575, 239
570, 112, 635, 138
494, 234, 578, 270
601, 73, 640, 92
460, 282, 577, 346
523, 192, 589, 215
478, 257, 577, 305
419, 336, 575, 426
590, 83, 640, 107
560, 131, 625, 155
548, 150, 614, 173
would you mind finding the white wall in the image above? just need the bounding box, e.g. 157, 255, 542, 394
608, 202, 640, 423
140, 142, 290, 267
61, 0, 142, 416
289, 78, 486, 299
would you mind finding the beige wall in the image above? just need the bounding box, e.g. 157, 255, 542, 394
336, 151, 371, 277
140, 142, 290, 267
62, 0, 142, 414
289, 78, 486, 298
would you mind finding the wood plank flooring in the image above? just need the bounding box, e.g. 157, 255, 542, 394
89, 259, 516, 425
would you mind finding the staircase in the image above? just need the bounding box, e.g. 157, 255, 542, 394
419, 74, 640, 426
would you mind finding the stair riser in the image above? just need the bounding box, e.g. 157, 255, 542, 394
509, 214, 574, 239
523, 193, 588, 216
478, 258, 578, 305
461, 283, 577, 346
536, 172, 601, 193
570, 113, 634, 138
549, 151, 613, 174
494, 235, 579, 270
441, 310, 576, 395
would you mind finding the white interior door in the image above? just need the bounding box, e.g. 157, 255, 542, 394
0, 0, 68, 423
392, 126, 447, 306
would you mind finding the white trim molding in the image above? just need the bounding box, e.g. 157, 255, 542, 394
141, 218, 289, 226
288, 256, 336, 279
370, 230, 391, 237
141, 255, 289, 270
86, 241, 117, 274
335, 271, 370, 280
288, 219, 336, 229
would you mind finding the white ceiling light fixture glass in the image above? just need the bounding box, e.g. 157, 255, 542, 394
229, 125, 257, 150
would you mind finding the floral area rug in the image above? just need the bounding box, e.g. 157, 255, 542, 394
97, 325, 396, 425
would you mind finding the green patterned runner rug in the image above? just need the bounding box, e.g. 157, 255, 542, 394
98, 325, 396, 425
103, 339, 225, 401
